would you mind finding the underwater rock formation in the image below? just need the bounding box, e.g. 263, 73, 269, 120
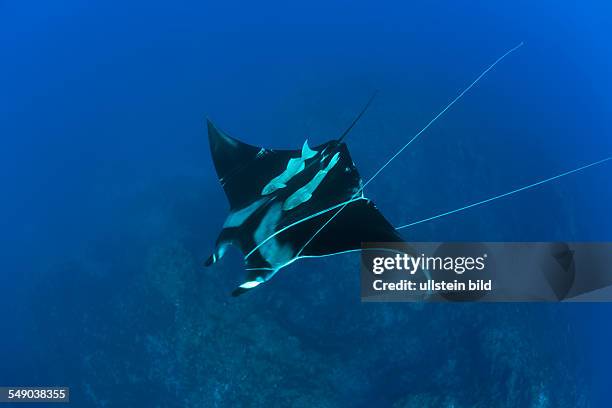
20, 178, 587, 407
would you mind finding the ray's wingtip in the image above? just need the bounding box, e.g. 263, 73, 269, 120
206, 118, 224, 141
204, 254, 214, 267
231, 287, 249, 297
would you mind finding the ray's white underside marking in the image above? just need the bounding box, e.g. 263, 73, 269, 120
283, 152, 341, 211
244, 196, 366, 260
223, 198, 268, 228
253, 203, 294, 268
262, 140, 317, 195
239, 278, 264, 289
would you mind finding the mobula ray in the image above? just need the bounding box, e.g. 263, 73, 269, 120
204, 42, 611, 296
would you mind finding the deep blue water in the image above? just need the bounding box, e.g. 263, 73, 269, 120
1, 1, 611, 406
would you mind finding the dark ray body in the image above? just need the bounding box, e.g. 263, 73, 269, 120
205, 120, 403, 295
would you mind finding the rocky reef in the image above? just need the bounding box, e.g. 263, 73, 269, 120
22, 177, 587, 407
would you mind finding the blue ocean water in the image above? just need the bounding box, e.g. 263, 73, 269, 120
1, 1, 611, 406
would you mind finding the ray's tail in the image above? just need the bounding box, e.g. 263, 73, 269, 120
337, 90, 379, 143
396, 156, 612, 230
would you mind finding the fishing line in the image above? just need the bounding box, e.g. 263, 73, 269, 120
396, 156, 612, 229
296, 42, 524, 256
